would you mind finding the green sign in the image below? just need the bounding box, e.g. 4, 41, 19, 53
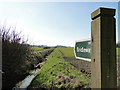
74, 39, 91, 61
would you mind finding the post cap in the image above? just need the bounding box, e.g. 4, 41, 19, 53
91, 7, 115, 20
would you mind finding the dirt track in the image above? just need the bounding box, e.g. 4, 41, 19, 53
64, 57, 91, 74
64, 57, 120, 76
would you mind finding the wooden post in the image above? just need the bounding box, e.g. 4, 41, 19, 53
0, 30, 2, 89
91, 8, 117, 88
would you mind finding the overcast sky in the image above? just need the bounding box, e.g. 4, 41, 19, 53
0, 2, 118, 46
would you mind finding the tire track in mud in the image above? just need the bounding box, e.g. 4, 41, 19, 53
59, 49, 91, 74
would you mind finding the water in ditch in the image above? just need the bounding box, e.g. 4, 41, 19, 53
12, 69, 39, 90
12, 49, 54, 90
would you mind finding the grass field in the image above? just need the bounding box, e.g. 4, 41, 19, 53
29, 48, 90, 89
31, 47, 43, 51
58, 48, 75, 57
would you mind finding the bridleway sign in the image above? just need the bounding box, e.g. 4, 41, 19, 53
74, 39, 91, 62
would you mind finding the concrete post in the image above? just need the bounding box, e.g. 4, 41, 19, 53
91, 8, 117, 88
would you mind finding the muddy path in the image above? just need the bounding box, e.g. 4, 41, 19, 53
59, 50, 91, 74
64, 57, 91, 74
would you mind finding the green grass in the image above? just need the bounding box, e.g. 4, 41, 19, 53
117, 48, 120, 87
117, 48, 120, 57
117, 71, 120, 87
31, 47, 43, 51
58, 48, 75, 57
29, 48, 90, 89
29, 47, 120, 88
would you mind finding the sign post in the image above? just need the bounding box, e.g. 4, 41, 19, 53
74, 39, 91, 62
91, 8, 117, 88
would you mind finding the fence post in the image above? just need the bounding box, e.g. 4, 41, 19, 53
91, 8, 117, 88
0, 31, 2, 90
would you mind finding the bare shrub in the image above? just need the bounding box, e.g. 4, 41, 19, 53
1, 25, 31, 89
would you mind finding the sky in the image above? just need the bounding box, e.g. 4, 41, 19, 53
0, 2, 118, 47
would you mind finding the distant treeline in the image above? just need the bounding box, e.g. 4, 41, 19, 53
30, 45, 51, 49
30, 45, 72, 48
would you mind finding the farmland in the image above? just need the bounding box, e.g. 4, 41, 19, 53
28, 48, 90, 89
59, 47, 120, 87
59, 47, 120, 58
31, 47, 43, 51
27, 47, 120, 89
58, 48, 75, 57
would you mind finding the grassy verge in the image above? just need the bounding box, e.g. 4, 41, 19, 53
117, 70, 120, 87
58, 48, 75, 57
28, 48, 54, 70
28, 48, 90, 89
117, 48, 120, 87
117, 48, 119, 56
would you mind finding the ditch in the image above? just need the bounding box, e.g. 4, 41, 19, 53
12, 48, 54, 89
